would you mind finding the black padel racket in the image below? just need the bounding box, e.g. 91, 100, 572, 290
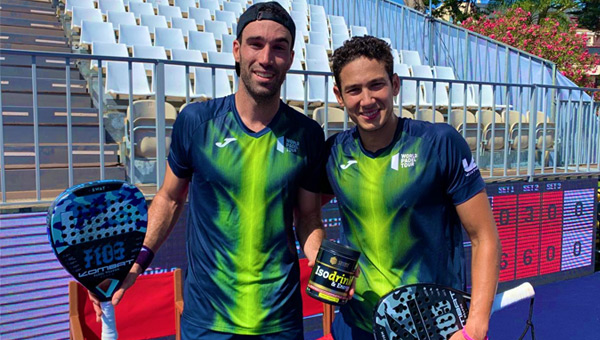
373, 282, 535, 340
47, 180, 148, 340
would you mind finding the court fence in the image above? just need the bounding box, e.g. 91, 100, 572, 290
0, 49, 598, 206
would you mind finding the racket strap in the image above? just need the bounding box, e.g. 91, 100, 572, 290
518, 297, 536, 340
135, 245, 155, 272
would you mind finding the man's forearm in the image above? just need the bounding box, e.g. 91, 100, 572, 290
465, 234, 500, 337
143, 190, 186, 253
296, 213, 325, 264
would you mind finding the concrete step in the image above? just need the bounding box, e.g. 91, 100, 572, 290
0, 15, 62, 30
2, 106, 99, 124
0, 32, 69, 48
0, 8, 60, 22
0, 65, 82, 79
2, 123, 109, 144
0, 0, 53, 7
0, 25, 66, 38
1, 92, 93, 107
0, 3, 57, 16
0, 42, 71, 53
0, 54, 76, 69
1, 165, 126, 193
0, 76, 88, 94
3, 143, 120, 166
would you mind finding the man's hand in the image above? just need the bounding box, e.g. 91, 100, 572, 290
348, 266, 360, 299
87, 264, 143, 322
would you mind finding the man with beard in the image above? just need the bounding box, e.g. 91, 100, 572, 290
89, 2, 326, 339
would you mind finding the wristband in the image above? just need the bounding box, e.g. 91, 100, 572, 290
135, 245, 154, 272
462, 328, 489, 340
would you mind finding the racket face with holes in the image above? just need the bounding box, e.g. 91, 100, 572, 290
373, 284, 470, 340
47, 180, 147, 302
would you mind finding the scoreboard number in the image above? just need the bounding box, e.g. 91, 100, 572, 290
485, 179, 597, 283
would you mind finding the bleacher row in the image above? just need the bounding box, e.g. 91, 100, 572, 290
63, 0, 378, 101
58, 0, 555, 180
64, 0, 522, 112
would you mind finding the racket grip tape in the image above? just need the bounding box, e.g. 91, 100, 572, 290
491, 282, 535, 313
101, 301, 118, 340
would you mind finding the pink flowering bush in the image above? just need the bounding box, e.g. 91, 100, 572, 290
462, 8, 600, 99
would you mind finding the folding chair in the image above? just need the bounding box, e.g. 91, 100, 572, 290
69, 269, 183, 340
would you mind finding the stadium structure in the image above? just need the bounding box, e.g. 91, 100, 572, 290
0, 0, 598, 339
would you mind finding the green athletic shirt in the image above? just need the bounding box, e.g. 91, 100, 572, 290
168, 95, 325, 334
322, 118, 485, 332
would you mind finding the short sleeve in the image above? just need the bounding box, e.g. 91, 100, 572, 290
167, 105, 196, 179
437, 124, 485, 205
298, 124, 326, 193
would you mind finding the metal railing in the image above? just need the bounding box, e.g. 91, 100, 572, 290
0, 48, 598, 206
307, 0, 577, 93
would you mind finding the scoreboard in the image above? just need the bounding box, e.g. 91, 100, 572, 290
466, 178, 598, 287
319, 178, 598, 288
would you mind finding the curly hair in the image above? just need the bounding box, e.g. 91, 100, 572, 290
332, 35, 394, 89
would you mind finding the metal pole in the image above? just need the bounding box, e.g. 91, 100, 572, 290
586, 95, 594, 171
527, 86, 537, 177
0, 79, 6, 202
540, 86, 548, 173
128, 61, 135, 183
464, 31, 469, 80
476, 84, 482, 166
400, 6, 405, 50
324, 75, 329, 138
516, 86, 523, 175
564, 90, 572, 172
185, 65, 190, 104
156, 62, 166, 187
98, 59, 105, 180
550, 64, 557, 122
428, 13, 434, 66
552, 88, 559, 174
575, 94, 583, 172
66, 57, 73, 187
375, 0, 379, 38
32, 56, 41, 201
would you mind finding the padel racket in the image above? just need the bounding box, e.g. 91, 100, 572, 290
47, 180, 148, 340
373, 282, 535, 340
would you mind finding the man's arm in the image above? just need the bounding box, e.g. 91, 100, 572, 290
454, 190, 500, 340
295, 188, 326, 266
89, 165, 190, 319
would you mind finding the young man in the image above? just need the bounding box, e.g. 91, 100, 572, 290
90, 2, 326, 339
322, 36, 501, 340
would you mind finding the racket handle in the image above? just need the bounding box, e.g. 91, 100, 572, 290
492, 282, 535, 313
101, 301, 118, 340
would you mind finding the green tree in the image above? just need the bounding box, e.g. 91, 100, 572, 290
404, 0, 480, 23
487, 0, 579, 27
573, 0, 600, 32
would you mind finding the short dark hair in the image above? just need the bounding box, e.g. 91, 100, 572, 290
332, 36, 394, 89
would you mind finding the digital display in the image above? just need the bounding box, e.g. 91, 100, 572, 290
486, 178, 597, 286
311, 179, 598, 287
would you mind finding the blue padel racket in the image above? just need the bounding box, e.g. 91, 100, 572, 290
47, 180, 148, 340
373, 282, 535, 340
